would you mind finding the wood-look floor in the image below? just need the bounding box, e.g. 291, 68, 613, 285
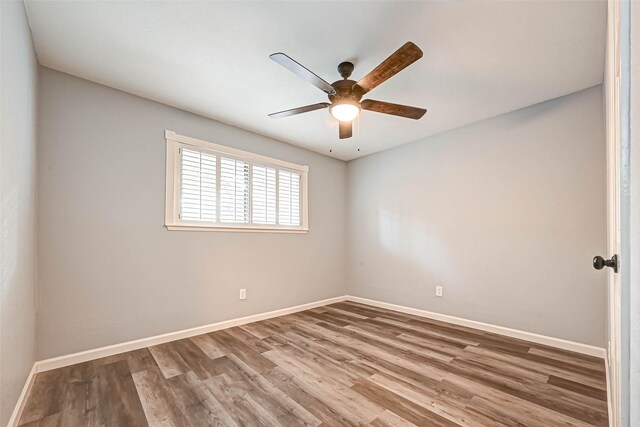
19, 301, 608, 427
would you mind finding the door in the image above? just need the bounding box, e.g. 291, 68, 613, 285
601, 0, 623, 425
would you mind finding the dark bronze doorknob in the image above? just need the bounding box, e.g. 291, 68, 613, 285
593, 255, 618, 273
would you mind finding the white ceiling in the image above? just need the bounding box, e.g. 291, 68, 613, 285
24, 1, 606, 161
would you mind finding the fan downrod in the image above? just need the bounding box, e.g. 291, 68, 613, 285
337, 62, 354, 79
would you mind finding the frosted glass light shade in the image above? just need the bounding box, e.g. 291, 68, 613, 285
330, 102, 360, 122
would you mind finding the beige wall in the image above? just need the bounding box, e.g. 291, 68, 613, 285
36, 68, 348, 360
347, 86, 607, 346
0, 1, 39, 424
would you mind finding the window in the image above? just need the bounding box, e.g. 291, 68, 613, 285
165, 130, 308, 232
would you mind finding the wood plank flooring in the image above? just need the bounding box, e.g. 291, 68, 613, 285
19, 301, 608, 426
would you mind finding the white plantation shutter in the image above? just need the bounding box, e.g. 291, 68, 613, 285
180, 148, 217, 222
278, 170, 301, 226
219, 157, 250, 224
252, 165, 277, 225
166, 131, 307, 231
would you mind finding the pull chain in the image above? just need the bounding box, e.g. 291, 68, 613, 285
328, 118, 333, 153
357, 114, 361, 153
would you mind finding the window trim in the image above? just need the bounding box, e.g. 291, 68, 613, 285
165, 130, 309, 233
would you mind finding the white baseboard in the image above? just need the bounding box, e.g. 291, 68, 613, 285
35, 295, 349, 372
7, 364, 37, 427
345, 296, 607, 359
33, 293, 605, 376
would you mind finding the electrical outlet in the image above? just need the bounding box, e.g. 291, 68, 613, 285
435, 286, 443, 297
239, 288, 247, 300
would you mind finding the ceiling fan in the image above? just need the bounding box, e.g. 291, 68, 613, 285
268, 42, 427, 139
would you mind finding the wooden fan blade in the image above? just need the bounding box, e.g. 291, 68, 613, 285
355, 42, 423, 95
269, 103, 330, 119
360, 99, 426, 120
339, 121, 352, 139
270, 53, 336, 95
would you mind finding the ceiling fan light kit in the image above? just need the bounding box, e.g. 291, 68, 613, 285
269, 42, 427, 141
330, 100, 361, 122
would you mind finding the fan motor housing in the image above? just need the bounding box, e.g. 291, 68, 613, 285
329, 79, 362, 104
328, 61, 362, 104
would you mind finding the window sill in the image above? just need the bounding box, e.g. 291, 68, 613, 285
165, 224, 309, 233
